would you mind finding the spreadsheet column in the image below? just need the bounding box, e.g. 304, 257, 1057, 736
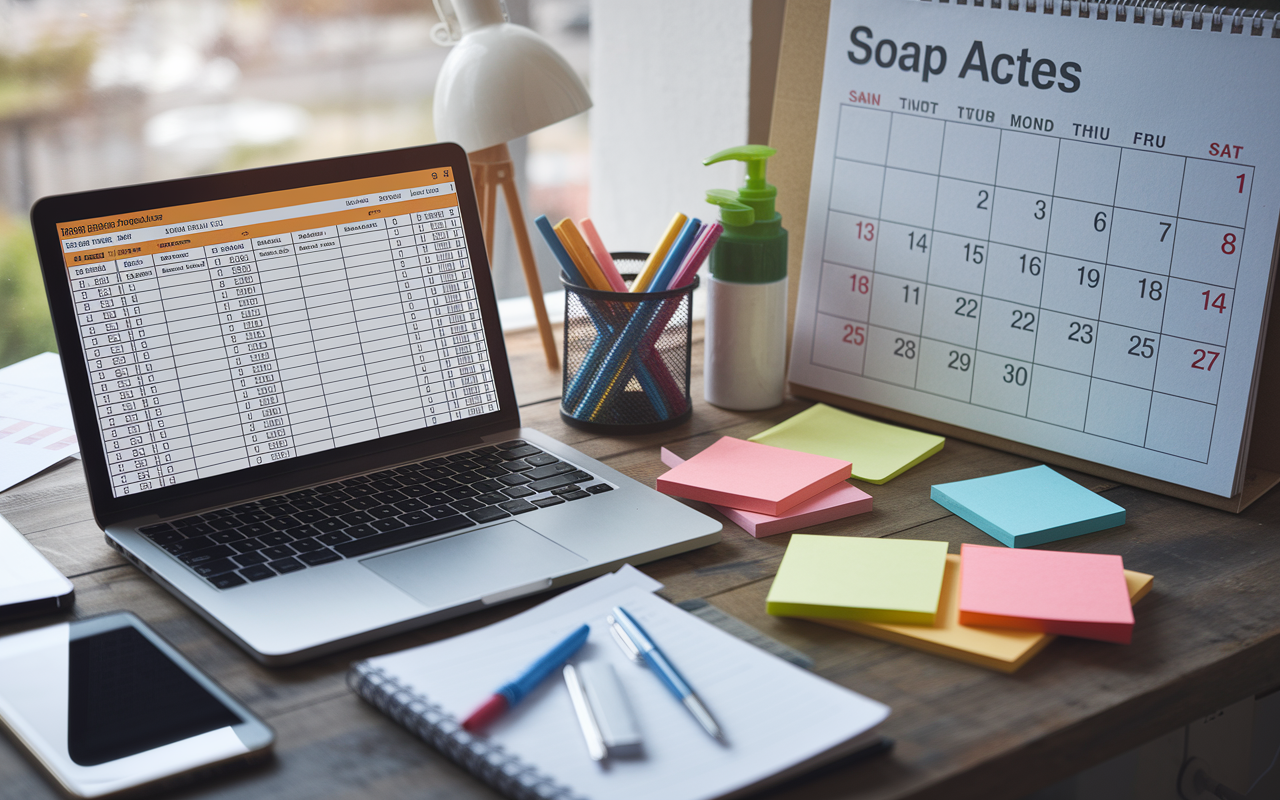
341, 217, 423, 438
209, 240, 298, 470
254, 235, 325, 459
110, 255, 191, 492
296, 225, 377, 448
416, 207, 493, 420
159, 250, 248, 480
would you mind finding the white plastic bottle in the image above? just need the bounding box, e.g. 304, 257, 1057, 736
703, 145, 789, 410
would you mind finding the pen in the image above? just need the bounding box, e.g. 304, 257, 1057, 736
647, 217, 702, 293
461, 623, 590, 733
608, 606, 724, 742
563, 663, 607, 761
669, 221, 723, 289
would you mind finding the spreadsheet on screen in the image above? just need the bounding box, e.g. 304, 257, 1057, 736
55, 169, 499, 499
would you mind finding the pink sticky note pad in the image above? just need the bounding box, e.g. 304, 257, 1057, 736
660, 448, 871, 537
655, 437, 852, 516
957, 544, 1135, 644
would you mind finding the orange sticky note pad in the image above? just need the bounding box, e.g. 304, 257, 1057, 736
655, 437, 852, 516
957, 544, 1135, 644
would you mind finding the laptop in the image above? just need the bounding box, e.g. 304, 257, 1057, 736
30, 143, 721, 665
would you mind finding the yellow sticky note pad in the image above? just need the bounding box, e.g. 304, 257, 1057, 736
766, 535, 948, 625
749, 404, 944, 484
808, 555, 1155, 673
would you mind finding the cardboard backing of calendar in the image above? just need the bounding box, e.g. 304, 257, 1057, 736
770, 0, 1280, 512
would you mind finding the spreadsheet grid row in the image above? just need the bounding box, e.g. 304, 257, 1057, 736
806, 106, 1251, 463
69, 210, 500, 496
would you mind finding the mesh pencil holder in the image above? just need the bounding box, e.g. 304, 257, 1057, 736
560, 253, 697, 434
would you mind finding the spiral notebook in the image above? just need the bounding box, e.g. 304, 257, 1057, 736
348, 567, 889, 800
778, 0, 1280, 510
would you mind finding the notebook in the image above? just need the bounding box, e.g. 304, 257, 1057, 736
29, 143, 721, 665
349, 567, 890, 800
784, 0, 1280, 508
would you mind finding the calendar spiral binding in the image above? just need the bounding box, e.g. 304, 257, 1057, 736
347, 663, 587, 800
932, 0, 1279, 38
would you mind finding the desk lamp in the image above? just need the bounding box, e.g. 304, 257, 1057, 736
431, 0, 592, 370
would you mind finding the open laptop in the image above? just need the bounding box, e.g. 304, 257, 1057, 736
30, 142, 721, 665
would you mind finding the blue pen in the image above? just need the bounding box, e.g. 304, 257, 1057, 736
647, 217, 701, 292
609, 606, 724, 742
461, 623, 590, 732
534, 215, 669, 417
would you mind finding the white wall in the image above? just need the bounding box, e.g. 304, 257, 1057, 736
588, 1, 753, 253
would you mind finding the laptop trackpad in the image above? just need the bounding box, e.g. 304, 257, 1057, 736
360, 521, 587, 610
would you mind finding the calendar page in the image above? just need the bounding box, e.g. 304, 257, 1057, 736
789, 0, 1280, 498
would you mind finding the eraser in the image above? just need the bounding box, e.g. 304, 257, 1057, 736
580, 662, 643, 758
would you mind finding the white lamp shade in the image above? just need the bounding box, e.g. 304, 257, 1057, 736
433, 22, 592, 153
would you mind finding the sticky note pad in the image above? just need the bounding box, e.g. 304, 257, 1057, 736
809, 554, 1154, 673
930, 465, 1125, 548
659, 448, 872, 537
957, 544, 1135, 644
766, 535, 949, 625
749, 404, 943, 484
655, 437, 852, 516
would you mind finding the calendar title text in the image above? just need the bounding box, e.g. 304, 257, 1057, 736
848, 27, 1082, 93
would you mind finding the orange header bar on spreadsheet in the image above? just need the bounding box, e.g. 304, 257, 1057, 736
55, 168, 455, 238
59, 184, 461, 268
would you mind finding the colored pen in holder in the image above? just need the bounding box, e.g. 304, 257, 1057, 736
561, 254, 697, 434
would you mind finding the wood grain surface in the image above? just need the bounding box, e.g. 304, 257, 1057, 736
1, 323, 1278, 800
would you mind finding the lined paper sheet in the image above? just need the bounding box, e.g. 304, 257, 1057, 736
367, 577, 888, 800
0, 353, 80, 492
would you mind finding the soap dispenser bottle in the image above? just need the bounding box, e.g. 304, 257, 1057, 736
702, 145, 789, 410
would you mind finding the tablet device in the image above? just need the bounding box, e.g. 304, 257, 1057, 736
0, 512, 74, 621
0, 612, 273, 798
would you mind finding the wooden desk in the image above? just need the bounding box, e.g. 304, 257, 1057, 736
2, 324, 1279, 800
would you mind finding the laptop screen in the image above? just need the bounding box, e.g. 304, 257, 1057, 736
53, 167, 500, 499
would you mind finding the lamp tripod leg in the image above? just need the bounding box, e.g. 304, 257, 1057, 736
497, 167, 560, 370
478, 166, 498, 256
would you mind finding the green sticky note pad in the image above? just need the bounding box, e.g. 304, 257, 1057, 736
749, 404, 944, 484
766, 535, 949, 624
931, 465, 1126, 548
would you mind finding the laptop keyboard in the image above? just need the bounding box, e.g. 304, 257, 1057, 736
135, 440, 614, 590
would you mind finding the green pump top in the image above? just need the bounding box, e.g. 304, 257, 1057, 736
703, 145, 787, 284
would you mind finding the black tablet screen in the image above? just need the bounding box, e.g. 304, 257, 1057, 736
67, 626, 241, 766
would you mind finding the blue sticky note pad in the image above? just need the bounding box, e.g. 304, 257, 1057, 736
930, 465, 1125, 548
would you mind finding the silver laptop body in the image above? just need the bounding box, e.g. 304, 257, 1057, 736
32, 144, 721, 665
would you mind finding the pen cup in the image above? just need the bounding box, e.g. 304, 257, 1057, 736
560, 253, 697, 434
